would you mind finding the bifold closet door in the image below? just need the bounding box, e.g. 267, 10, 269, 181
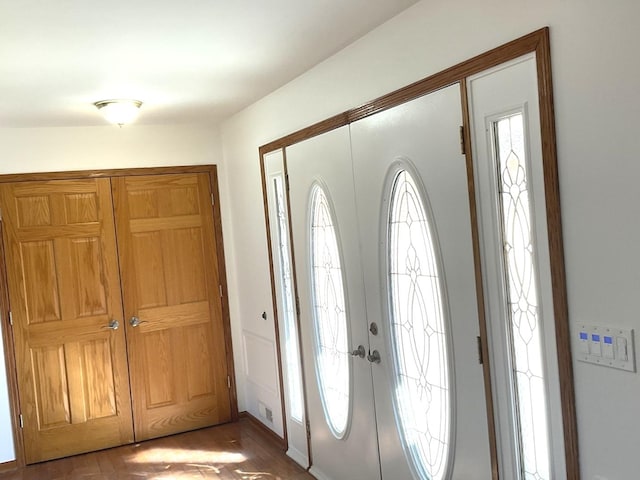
286, 126, 382, 480
113, 173, 232, 441
0, 179, 134, 464
350, 85, 493, 479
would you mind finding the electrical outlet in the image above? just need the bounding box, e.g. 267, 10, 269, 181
265, 407, 273, 423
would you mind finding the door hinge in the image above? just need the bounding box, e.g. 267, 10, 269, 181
0, 207, 3, 222
211, 193, 215, 206
295, 295, 301, 316
8, 311, 13, 326
219, 285, 223, 298
305, 419, 311, 439
477, 336, 484, 364
19, 414, 23, 429
459, 125, 466, 155
227, 375, 231, 389
285, 174, 290, 192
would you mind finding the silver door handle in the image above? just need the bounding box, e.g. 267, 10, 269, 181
129, 316, 147, 327
102, 319, 119, 330
350, 345, 366, 358
367, 350, 381, 364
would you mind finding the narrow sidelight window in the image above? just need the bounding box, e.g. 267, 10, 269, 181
493, 112, 550, 480
273, 176, 304, 422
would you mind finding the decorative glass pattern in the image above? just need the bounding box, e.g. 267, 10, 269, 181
388, 169, 451, 480
273, 176, 304, 423
309, 184, 350, 438
495, 113, 550, 480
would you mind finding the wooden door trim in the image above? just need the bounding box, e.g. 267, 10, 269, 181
259, 27, 579, 479
259, 29, 548, 156
258, 154, 290, 448
0, 164, 238, 466
207, 167, 239, 421
0, 220, 25, 468
0, 165, 220, 184
0, 460, 17, 473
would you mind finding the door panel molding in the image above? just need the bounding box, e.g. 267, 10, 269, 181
0, 164, 237, 466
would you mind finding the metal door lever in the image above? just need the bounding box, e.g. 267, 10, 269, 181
129, 316, 147, 327
350, 345, 366, 358
367, 350, 381, 364
102, 319, 119, 330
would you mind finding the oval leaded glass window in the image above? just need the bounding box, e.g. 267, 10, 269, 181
309, 184, 350, 438
387, 169, 452, 480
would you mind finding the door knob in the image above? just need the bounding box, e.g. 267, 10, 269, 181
367, 349, 381, 364
350, 345, 366, 358
129, 316, 146, 327
102, 319, 119, 330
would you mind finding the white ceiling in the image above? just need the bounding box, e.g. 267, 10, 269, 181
0, 0, 418, 128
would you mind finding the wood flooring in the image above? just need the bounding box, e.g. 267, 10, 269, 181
0, 418, 314, 479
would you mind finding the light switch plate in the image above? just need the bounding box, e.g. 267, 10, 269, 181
575, 324, 635, 372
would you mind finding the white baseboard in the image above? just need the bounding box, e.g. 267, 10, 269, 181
286, 446, 309, 469
308, 465, 335, 480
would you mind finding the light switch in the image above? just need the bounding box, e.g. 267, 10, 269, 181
590, 333, 602, 356
603, 336, 615, 359
579, 332, 589, 354
616, 337, 628, 361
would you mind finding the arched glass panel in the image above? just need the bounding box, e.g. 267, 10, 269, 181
309, 184, 350, 438
388, 169, 452, 480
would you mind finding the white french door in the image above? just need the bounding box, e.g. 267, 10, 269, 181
286, 86, 493, 480
287, 126, 381, 480
350, 85, 492, 479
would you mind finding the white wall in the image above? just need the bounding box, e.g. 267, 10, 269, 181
220, 1, 640, 478
0, 321, 14, 463
0, 124, 222, 174
0, 123, 233, 462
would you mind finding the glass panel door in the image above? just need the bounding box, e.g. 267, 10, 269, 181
286, 126, 381, 480
350, 84, 493, 479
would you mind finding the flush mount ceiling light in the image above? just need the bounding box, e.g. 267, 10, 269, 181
94, 99, 143, 126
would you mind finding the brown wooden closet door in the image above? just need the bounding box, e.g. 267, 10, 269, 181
0, 179, 133, 464
113, 173, 231, 441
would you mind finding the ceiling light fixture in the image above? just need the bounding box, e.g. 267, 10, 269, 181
94, 99, 143, 126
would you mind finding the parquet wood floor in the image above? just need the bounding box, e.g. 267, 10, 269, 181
0, 418, 314, 479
